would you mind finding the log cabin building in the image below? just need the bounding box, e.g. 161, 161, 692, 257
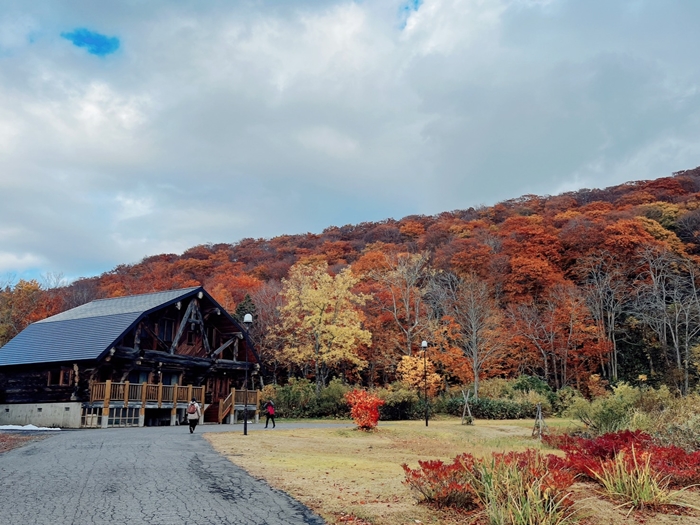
0, 287, 260, 428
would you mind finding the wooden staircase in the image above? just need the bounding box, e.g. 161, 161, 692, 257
203, 402, 220, 423
202, 390, 257, 424
218, 391, 233, 423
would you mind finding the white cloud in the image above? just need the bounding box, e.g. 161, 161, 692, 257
114, 194, 154, 222
0, 0, 699, 279
0, 252, 44, 273
297, 126, 359, 158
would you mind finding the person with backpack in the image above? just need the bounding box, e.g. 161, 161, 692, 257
186, 398, 202, 433
263, 399, 275, 429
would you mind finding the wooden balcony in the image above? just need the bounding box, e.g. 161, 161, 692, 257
90, 381, 205, 408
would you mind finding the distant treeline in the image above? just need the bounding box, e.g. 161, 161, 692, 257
4, 166, 700, 395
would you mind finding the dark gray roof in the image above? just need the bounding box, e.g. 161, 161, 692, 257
39, 287, 200, 323
0, 287, 201, 367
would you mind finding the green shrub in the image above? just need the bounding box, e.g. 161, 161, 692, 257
631, 392, 700, 451
478, 378, 515, 399
376, 383, 421, 420
654, 414, 700, 451
510, 390, 553, 416
566, 383, 641, 434
432, 391, 538, 420
433, 389, 467, 416
552, 386, 583, 415
512, 374, 552, 396
273, 378, 317, 418
311, 378, 350, 418
471, 398, 537, 419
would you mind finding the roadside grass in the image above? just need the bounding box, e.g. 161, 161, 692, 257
0, 432, 48, 453
205, 417, 700, 525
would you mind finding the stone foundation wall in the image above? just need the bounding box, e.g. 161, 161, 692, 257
0, 402, 82, 428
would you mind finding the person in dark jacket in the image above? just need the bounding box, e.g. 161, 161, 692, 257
262, 400, 275, 429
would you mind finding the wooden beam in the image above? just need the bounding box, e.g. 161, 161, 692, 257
210, 359, 255, 371
142, 350, 212, 368
191, 301, 211, 355
209, 337, 238, 359
169, 299, 196, 354
203, 308, 220, 321
142, 324, 169, 351
134, 322, 142, 353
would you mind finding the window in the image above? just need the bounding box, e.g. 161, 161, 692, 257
158, 318, 175, 344
161, 372, 181, 385
206, 326, 218, 349
107, 407, 139, 427
128, 371, 150, 384
47, 368, 73, 386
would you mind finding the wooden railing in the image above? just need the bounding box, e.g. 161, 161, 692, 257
90, 381, 205, 408
218, 389, 259, 424
234, 389, 259, 407
219, 391, 233, 424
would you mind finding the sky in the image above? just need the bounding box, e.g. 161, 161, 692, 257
1, 0, 700, 284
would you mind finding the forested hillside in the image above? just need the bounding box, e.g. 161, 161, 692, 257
4, 167, 700, 395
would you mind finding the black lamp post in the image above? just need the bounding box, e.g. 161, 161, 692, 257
243, 313, 253, 436
422, 340, 429, 427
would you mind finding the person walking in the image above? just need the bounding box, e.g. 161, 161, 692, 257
263, 399, 275, 429
186, 398, 202, 433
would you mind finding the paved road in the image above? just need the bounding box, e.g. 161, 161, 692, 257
0, 424, 333, 525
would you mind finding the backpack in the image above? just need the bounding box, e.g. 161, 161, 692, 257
266, 403, 275, 416
187, 403, 197, 415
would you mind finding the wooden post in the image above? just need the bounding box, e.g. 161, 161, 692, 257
187, 385, 193, 404
102, 380, 112, 429
532, 403, 548, 439
461, 389, 473, 425
124, 381, 129, 408
171, 383, 178, 426
139, 381, 147, 427
157, 383, 163, 408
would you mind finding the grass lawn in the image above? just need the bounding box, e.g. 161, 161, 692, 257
205, 417, 700, 525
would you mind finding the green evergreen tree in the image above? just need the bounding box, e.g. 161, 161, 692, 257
234, 293, 257, 324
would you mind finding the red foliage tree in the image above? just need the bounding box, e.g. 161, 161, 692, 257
345, 389, 385, 430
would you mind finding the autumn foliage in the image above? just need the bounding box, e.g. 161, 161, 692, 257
403, 449, 575, 521
546, 430, 700, 488
5, 168, 700, 393
345, 389, 385, 430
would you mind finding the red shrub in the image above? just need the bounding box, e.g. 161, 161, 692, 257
402, 449, 574, 511
402, 453, 479, 509
345, 389, 385, 430
547, 430, 700, 487
495, 449, 576, 497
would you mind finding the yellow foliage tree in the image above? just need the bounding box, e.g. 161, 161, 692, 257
279, 262, 372, 395
396, 354, 442, 397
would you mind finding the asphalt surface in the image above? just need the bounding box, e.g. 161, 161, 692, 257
0, 422, 344, 525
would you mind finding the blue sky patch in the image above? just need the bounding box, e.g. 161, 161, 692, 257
61, 28, 119, 56
399, 0, 423, 29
